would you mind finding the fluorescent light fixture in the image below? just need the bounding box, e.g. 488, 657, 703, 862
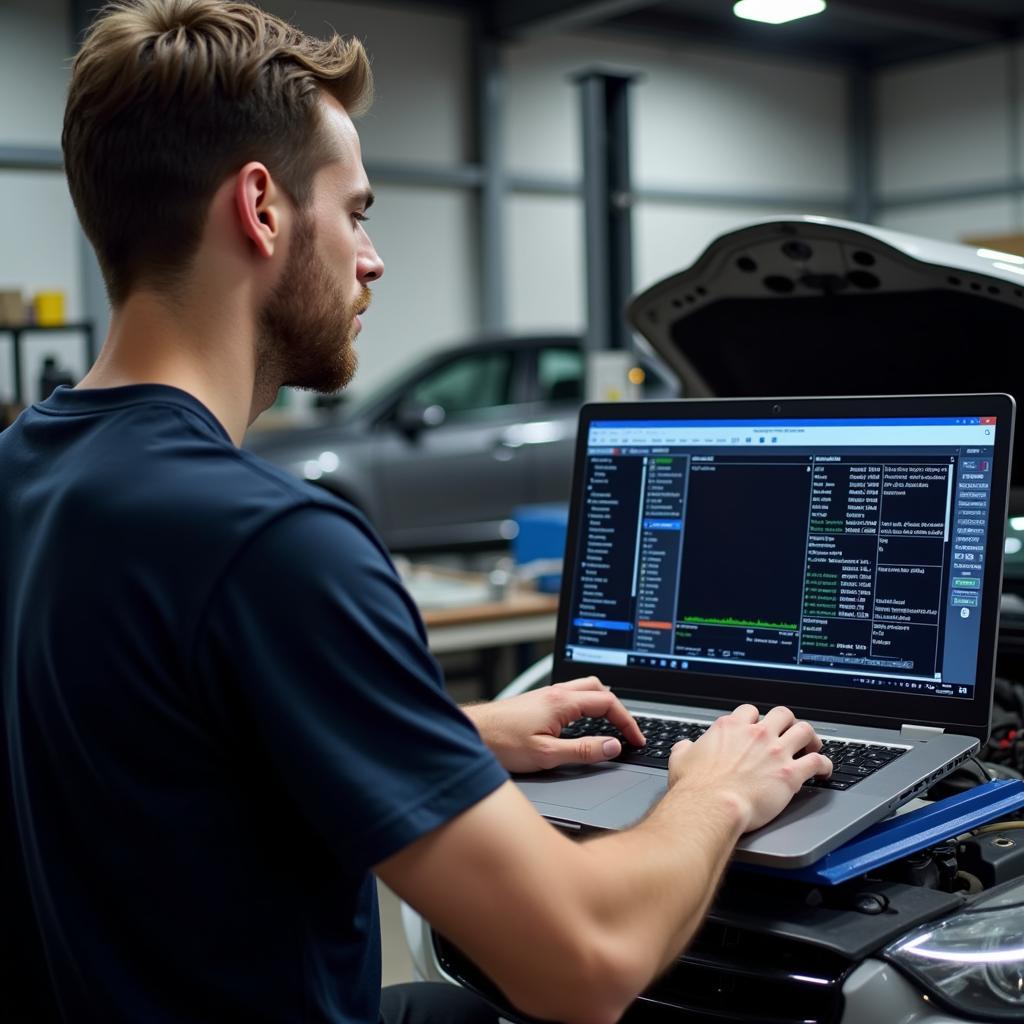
978, 247, 1024, 264
734, 0, 826, 25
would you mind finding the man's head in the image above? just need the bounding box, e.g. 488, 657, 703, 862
63, 0, 383, 393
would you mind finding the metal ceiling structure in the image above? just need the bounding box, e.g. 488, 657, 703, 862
353, 0, 1024, 333
5, 0, 1021, 349
411, 0, 1024, 69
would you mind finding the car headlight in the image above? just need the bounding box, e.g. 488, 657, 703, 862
883, 876, 1024, 1020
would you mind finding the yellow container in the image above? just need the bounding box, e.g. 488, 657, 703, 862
33, 291, 66, 326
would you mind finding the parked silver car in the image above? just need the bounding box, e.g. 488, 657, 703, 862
247, 335, 674, 551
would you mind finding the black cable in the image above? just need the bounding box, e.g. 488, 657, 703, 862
970, 754, 994, 782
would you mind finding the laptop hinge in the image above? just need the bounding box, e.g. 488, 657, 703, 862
901, 723, 945, 738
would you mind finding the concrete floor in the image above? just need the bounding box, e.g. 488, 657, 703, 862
378, 879, 417, 986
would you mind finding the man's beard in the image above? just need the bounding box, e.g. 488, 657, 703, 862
256, 211, 369, 395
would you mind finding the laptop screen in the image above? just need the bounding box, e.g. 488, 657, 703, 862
561, 405, 1008, 714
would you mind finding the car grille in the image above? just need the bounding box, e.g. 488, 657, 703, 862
433, 920, 854, 1024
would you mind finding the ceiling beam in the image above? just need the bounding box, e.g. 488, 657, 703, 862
829, 0, 1010, 45
490, 0, 658, 38
598, 10, 865, 69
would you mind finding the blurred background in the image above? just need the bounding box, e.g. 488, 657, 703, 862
3, 0, 1024, 414
7, 0, 1024, 985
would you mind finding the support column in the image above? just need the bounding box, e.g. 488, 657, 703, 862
1007, 42, 1023, 231
847, 66, 877, 225
576, 70, 637, 353
473, 28, 507, 333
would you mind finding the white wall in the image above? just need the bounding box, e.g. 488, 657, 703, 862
504, 194, 585, 334
348, 183, 479, 382
0, 0, 856, 409
880, 196, 1018, 245
877, 43, 1024, 243
261, 1, 477, 401
503, 30, 849, 330
0, 0, 84, 403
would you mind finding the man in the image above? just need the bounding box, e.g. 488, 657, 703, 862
0, 1, 831, 1021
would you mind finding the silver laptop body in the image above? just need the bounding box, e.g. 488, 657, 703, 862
518, 394, 1014, 868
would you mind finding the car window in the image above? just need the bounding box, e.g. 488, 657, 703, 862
408, 351, 514, 418
538, 346, 584, 403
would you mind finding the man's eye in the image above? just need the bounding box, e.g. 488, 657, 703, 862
352, 212, 369, 223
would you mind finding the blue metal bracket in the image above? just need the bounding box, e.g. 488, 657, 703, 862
747, 780, 1024, 886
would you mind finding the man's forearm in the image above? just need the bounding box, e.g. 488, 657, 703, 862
581, 782, 745, 977
462, 696, 741, 976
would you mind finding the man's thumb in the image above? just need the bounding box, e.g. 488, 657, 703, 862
543, 736, 621, 767
589, 736, 621, 761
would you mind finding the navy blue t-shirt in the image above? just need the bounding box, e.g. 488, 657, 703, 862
0, 385, 508, 1022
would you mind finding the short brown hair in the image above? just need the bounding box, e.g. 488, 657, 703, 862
63, 0, 372, 305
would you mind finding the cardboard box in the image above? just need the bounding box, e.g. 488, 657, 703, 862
0, 289, 26, 326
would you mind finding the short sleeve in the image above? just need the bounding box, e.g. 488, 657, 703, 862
192, 504, 508, 870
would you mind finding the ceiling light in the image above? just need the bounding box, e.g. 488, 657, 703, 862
734, 0, 827, 25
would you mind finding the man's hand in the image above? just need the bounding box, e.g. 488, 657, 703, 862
463, 676, 646, 773
666, 703, 832, 833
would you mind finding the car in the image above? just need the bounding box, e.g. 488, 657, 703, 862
399, 657, 1024, 1024
397, 217, 1024, 1023
246, 334, 675, 551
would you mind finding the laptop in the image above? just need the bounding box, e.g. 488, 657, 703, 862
518, 394, 1015, 867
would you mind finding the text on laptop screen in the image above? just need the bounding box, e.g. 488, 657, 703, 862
565, 416, 999, 701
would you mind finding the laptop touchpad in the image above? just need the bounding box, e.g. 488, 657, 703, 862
516, 766, 650, 810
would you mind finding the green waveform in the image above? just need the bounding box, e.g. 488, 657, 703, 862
683, 615, 798, 630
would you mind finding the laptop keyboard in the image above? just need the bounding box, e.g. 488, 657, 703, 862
559, 716, 908, 789
812, 738, 908, 790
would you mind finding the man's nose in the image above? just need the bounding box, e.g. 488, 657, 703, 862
358, 243, 384, 283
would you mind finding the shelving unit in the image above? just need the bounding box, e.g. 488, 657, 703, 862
0, 321, 95, 405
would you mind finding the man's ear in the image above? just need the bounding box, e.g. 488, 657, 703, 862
234, 162, 282, 258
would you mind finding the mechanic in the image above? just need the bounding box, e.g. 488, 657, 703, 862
0, 2, 833, 1022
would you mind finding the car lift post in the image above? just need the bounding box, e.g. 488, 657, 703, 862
576, 69, 639, 369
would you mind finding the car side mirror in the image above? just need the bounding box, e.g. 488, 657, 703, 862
395, 402, 446, 438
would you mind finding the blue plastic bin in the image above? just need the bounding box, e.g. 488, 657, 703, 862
511, 504, 568, 594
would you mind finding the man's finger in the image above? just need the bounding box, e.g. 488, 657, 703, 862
780, 720, 820, 756
564, 689, 645, 747
795, 751, 833, 782
729, 704, 760, 725
543, 735, 621, 767
762, 705, 796, 736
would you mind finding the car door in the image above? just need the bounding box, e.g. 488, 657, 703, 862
374, 348, 529, 549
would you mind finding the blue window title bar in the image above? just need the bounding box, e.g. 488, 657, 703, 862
591, 417, 992, 428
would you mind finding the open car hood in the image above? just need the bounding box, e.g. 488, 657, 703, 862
627, 215, 1023, 501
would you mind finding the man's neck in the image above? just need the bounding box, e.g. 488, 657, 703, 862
77, 289, 269, 446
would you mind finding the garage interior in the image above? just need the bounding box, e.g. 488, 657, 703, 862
4, 1, 1024, 1020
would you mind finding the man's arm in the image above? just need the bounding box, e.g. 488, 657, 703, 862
376, 704, 830, 1024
